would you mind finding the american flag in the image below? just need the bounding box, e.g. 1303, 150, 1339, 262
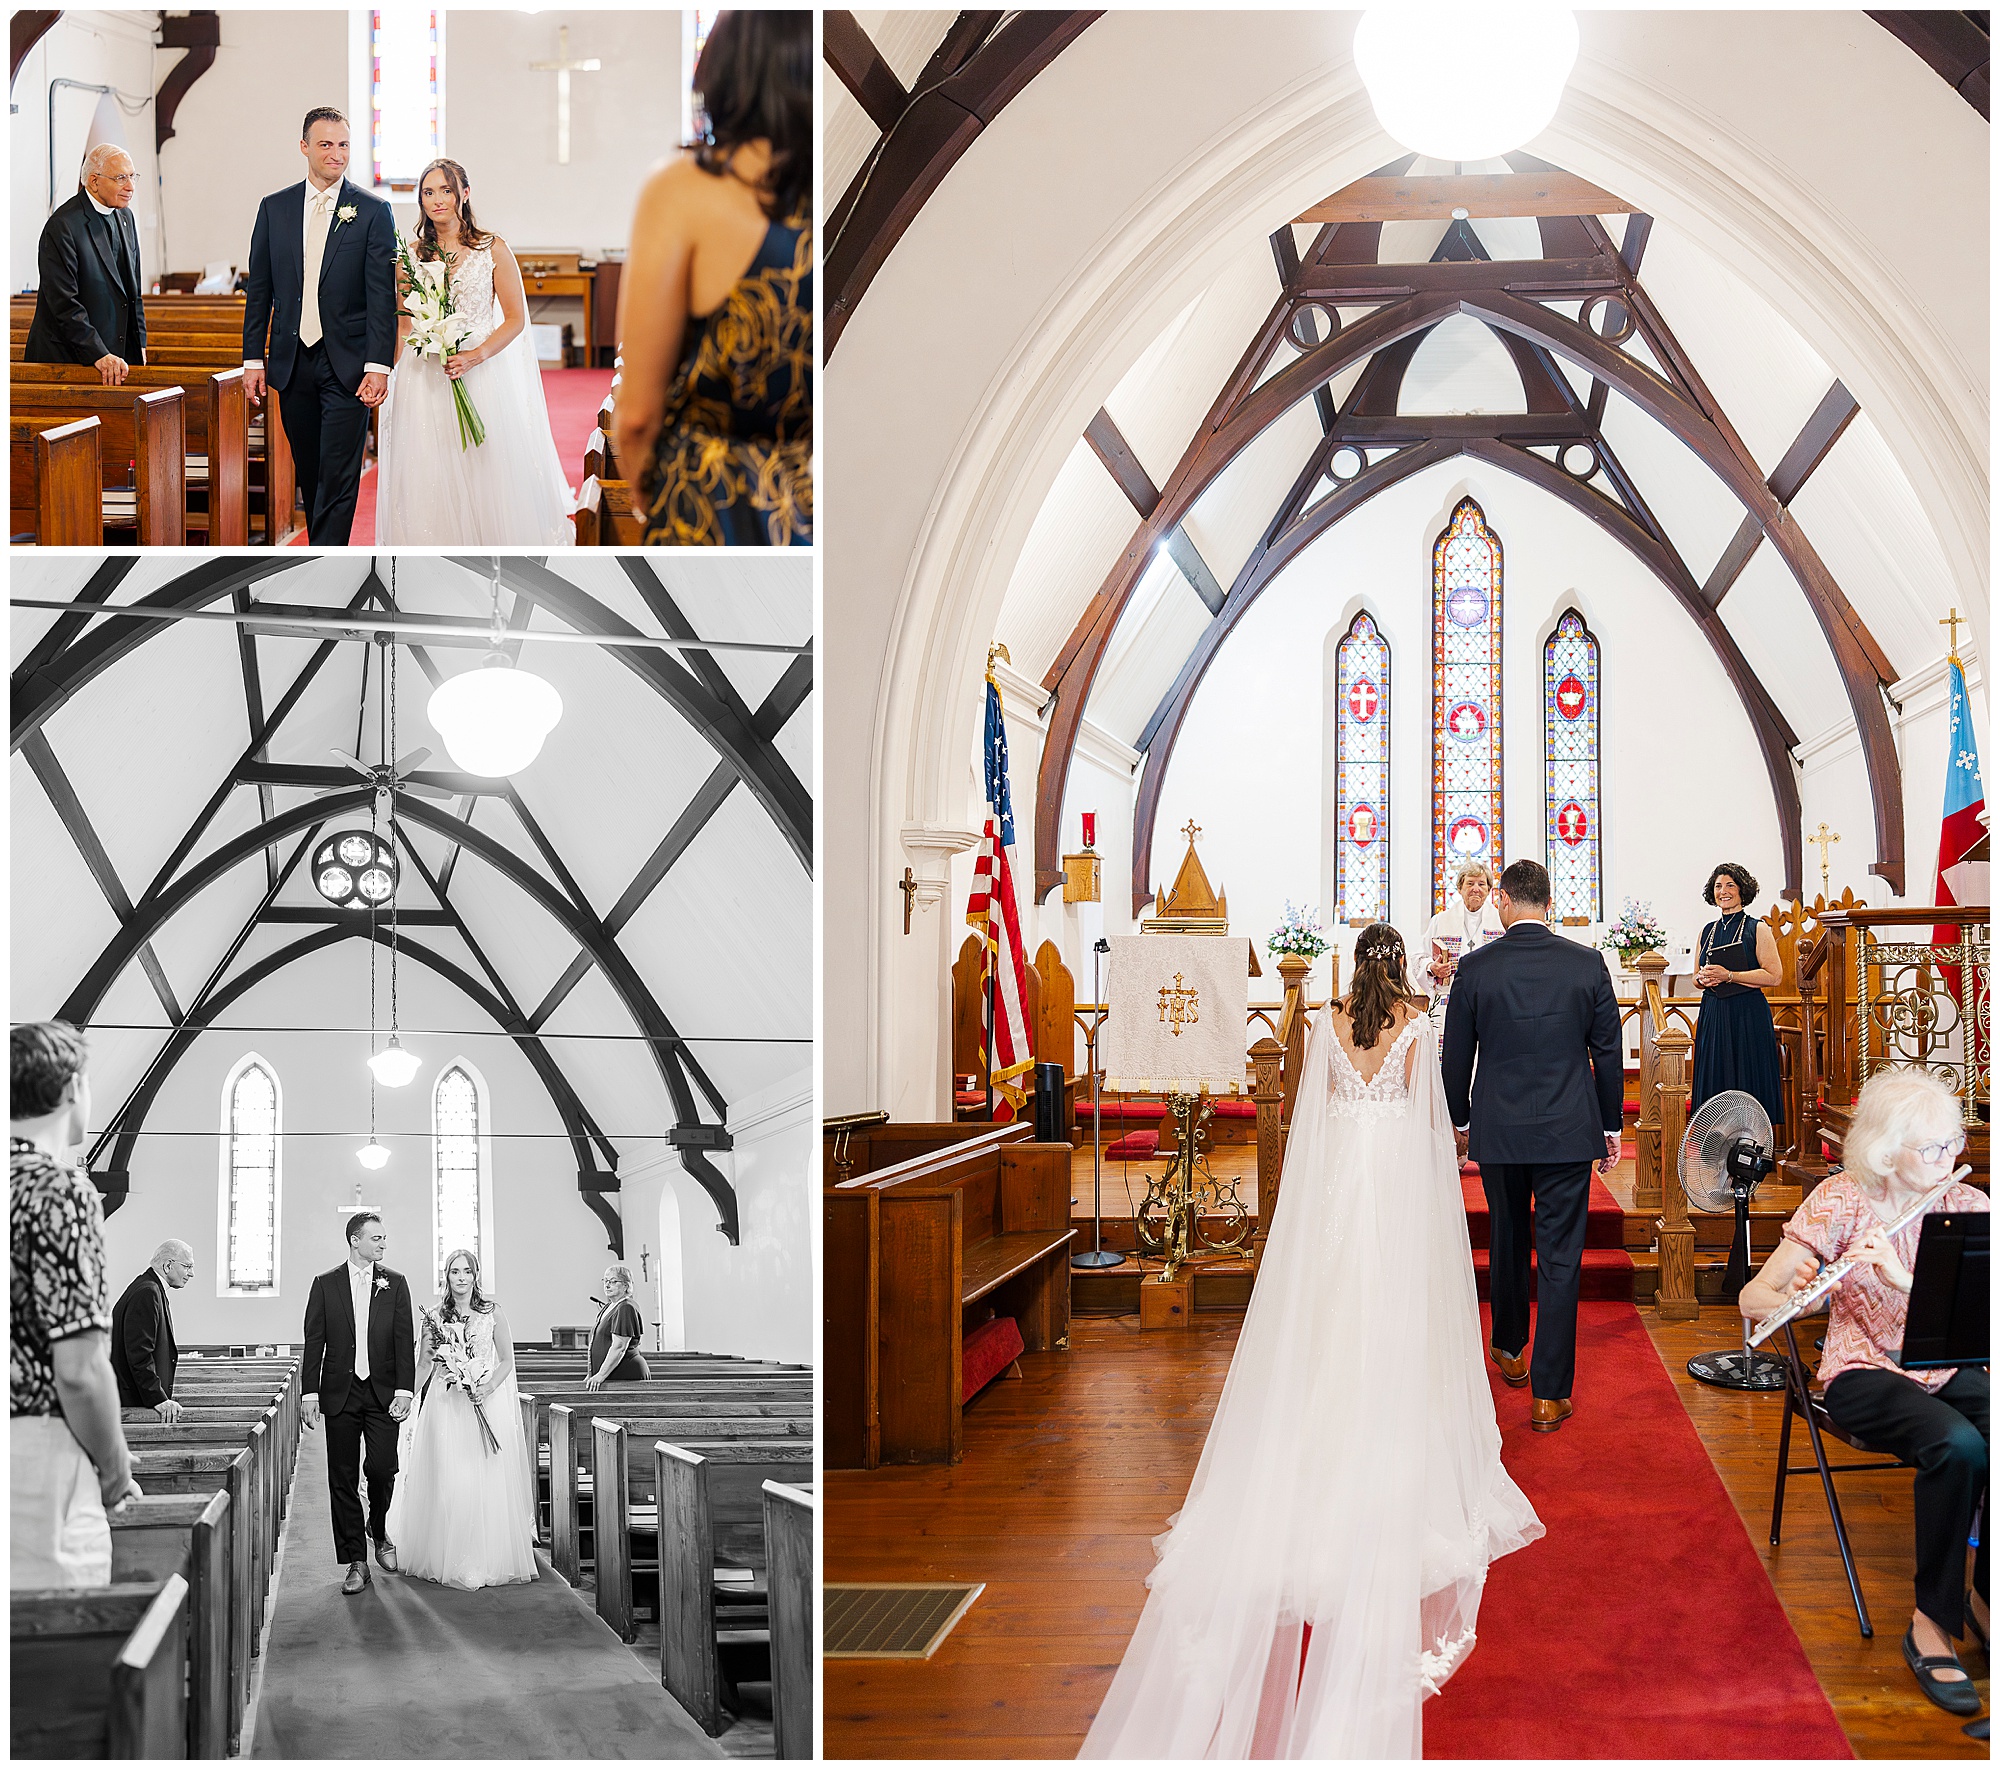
966, 672, 1033, 1118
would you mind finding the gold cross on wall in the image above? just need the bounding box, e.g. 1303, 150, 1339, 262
529, 26, 601, 165
1182, 820, 1201, 845
1940, 607, 1966, 662
1807, 822, 1840, 898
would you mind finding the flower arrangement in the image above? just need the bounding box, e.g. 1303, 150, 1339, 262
419, 1304, 501, 1454
1600, 898, 1668, 966
395, 235, 485, 450
1267, 901, 1331, 962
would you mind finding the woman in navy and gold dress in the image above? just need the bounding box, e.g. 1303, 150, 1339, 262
614, 11, 811, 546
1690, 860, 1785, 1131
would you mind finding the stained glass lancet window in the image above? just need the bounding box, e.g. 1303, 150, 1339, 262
224, 1059, 279, 1292
433, 1063, 484, 1287
1334, 612, 1390, 923
370, 10, 442, 190
1432, 497, 1503, 910
1544, 610, 1602, 921
682, 11, 716, 143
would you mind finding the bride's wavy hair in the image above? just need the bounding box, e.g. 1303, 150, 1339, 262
413, 159, 492, 259
438, 1248, 495, 1320
1342, 923, 1423, 1051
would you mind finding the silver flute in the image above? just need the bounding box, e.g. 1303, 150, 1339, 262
1747, 1166, 1972, 1347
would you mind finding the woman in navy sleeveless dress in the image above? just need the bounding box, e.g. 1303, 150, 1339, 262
1690, 860, 1784, 1132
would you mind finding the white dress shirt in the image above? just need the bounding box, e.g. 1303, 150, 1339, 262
347, 1256, 375, 1380
246, 176, 390, 376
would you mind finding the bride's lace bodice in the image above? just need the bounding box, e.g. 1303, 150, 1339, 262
425, 243, 499, 348
1325, 1014, 1423, 1121
425, 1304, 502, 1376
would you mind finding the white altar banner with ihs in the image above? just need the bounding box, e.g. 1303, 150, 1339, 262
1101, 936, 1251, 1096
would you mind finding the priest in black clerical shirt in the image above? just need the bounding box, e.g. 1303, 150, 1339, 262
24, 143, 148, 385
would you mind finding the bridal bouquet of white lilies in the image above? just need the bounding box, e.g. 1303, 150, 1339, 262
396, 235, 486, 449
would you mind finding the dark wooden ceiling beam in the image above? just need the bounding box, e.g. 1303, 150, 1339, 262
827, 10, 1102, 352
823, 11, 909, 132
231, 586, 277, 888
262, 906, 453, 925
1868, 11, 1990, 117
1619, 214, 1654, 276
1702, 379, 1861, 610
155, 10, 219, 152
11, 11, 59, 86
1083, 407, 1159, 517
13, 558, 134, 684
21, 732, 183, 1023
1287, 256, 1621, 300
1294, 170, 1629, 226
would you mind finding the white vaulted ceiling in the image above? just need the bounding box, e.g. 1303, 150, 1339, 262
10, 555, 813, 1186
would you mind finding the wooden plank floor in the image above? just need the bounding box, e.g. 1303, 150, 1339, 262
824, 1309, 1988, 1759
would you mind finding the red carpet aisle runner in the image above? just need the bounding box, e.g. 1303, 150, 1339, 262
288, 369, 613, 547
1462, 1166, 1635, 1301
1422, 1299, 1851, 1759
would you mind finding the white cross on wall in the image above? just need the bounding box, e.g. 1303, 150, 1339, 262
529, 26, 601, 165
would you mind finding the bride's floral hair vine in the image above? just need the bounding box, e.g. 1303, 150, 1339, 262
1353, 925, 1407, 969
1344, 922, 1420, 1052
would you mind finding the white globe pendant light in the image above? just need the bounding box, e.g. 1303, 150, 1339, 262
426, 653, 563, 777
1354, 6, 1579, 163
357, 1140, 390, 1170
367, 1036, 422, 1088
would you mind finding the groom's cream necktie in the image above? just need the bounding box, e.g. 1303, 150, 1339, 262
350, 1261, 372, 1381
300, 185, 336, 349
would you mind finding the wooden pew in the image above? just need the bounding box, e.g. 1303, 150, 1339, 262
826, 1126, 1073, 1467
129, 1445, 254, 1739
6, 384, 186, 544
761, 1480, 813, 1760
11, 1575, 190, 1758
10, 416, 104, 544
573, 475, 601, 544
656, 1441, 815, 1737
110, 1492, 231, 1758
544, 1400, 810, 1587
11, 364, 248, 544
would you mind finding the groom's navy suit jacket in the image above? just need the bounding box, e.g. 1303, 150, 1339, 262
1440, 921, 1624, 1164
301, 1262, 416, 1414
241, 178, 397, 395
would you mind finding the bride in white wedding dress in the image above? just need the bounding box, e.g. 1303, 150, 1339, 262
375, 158, 574, 544
384, 1249, 538, 1590
1081, 923, 1543, 1759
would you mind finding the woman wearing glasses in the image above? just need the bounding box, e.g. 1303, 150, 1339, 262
1739, 1068, 1987, 1718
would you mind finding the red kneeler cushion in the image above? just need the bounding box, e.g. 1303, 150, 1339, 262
1082, 1100, 1167, 1122
962, 1315, 1025, 1402
1210, 1099, 1257, 1118
1104, 1130, 1159, 1159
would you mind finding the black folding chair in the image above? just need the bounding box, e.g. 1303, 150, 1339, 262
1769, 1319, 1915, 1637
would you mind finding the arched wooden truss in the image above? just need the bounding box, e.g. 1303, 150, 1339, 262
1029, 162, 1908, 912
11, 558, 814, 1249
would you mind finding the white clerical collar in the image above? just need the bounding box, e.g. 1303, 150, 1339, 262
85, 191, 117, 218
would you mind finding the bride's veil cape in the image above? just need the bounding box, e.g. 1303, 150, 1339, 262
1079, 1009, 1542, 1759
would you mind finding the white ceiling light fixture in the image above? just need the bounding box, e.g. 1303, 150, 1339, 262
357, 1139, 391, 1170
1354, 6, 1580, 162
368, 1035, 421, 1088
426, 567, 563, 777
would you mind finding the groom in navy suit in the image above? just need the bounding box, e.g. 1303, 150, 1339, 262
302, 1212, 415, 1595
1441, 858, 1624, 1433
242, 106, 397, 545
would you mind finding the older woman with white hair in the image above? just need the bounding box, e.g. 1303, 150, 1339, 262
1739, 1067, 1987, 1716
582, 1262, 650, 1389
1419, 859, 1503, 1000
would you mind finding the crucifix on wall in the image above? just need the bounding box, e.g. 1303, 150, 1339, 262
529, 26, 601, 164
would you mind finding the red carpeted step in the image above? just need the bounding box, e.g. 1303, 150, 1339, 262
1422, 1301, 1851, 1758
1461, 1172, 1627, 1250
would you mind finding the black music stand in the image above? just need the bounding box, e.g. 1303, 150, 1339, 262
1898, 1212, 1988, 1371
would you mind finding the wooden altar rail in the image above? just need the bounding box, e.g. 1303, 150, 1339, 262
1796, 905, 1990, 1173
1628, 951, 1698, 1318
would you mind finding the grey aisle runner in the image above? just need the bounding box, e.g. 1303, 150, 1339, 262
251, 1422, 722, 1758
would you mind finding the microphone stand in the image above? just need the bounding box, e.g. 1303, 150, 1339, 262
1074, 936, 1123, 1269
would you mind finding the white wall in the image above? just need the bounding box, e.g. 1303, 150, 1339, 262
97, 944, 622, 1348
620, 1068, 813, 1367
13, 10, 680, 293
11, 11, 162, 287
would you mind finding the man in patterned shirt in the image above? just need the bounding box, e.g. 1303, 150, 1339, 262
11, 1022, 140, 1587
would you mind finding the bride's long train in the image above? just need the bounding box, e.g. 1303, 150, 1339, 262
1079, 1014, 1543, 1758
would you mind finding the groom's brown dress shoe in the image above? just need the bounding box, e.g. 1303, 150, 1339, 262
342, 1561, 371, 1596
1489, 1344, 1529, 1387
374, 1537, 398, 1573
1530, 1398, 1573, 1433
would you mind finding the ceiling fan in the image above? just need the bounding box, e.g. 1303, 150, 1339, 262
328, 745, 453, 816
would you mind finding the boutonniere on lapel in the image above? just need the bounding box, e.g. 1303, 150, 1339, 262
335, 203, 358, 231
373, 1274, 389, 1294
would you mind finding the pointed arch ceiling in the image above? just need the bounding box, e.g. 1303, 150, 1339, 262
9, 555, 813, 1251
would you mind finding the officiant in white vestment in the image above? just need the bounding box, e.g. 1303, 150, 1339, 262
1419, 860, 1504, 1000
